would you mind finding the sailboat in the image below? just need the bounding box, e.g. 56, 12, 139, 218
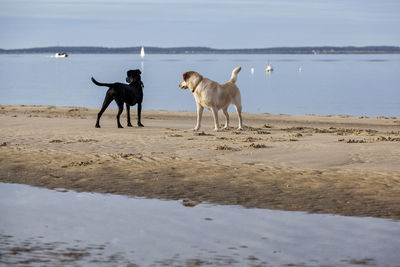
266, 61, 273, 72
140, 46, 145, 58
54, 52, 68, 58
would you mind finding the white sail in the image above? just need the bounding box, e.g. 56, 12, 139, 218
140, 46, 145, 58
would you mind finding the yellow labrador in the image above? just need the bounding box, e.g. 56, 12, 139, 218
179, 66, 243, 131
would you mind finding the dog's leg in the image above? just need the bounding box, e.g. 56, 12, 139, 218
222, 107, 229, 129
126, 103, 132, 127
233, 103, 243, 130
96, 94, 113, 128
137, 103, 144, 127
194, 103, 203, 131
116, 100, 124, 128
211, 106, 220, 131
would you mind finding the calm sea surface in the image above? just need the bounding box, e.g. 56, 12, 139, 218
0, 53, 399, 116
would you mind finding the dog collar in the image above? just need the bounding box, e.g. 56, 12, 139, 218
190, 81, 200, 93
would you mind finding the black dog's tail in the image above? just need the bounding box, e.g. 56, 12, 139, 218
91, 77, 113, 87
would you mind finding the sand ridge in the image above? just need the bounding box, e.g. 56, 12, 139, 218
0, 105, 400, 219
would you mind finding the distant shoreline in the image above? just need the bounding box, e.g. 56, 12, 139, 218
1, 45, 400, 55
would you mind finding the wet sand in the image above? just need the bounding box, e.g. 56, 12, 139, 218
1, 105, 400, 219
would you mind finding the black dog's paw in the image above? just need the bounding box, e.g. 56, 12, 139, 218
138, 122, 144, 127
118, 125, 124, 128
95, 124, 101, 128
127, 123, 133, 127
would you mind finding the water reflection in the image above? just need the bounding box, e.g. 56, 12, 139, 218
196, 59, 218, 62
159, 59, 183, 62
360, 59, 389, 62
140, 60, 144, 72
312, 59, 341, 62
1, 183, 399, 266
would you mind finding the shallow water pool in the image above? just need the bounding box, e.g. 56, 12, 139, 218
1, 183, 399, 266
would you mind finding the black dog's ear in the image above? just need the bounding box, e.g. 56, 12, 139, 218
127, 69, 142, 76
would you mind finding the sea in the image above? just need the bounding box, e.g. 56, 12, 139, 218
0, 53, 399, 117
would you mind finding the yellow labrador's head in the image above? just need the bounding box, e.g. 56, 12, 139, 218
179, 71, 203, 92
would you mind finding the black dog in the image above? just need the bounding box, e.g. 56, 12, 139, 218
91, 69, 144, 128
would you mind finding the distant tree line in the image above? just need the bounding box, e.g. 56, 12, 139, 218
1, 46, 399, 54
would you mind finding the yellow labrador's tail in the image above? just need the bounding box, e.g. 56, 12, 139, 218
229, 66, 242, 83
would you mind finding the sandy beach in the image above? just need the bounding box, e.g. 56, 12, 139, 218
0, 105, 399, 219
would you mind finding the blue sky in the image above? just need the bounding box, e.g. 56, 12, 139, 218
1, 0, 399, 49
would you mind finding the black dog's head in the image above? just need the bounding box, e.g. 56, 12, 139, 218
126, 69, 142, 84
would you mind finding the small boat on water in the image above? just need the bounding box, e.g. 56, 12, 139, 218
54, 52, 68, 58
140, 46, 145, 58
266, 61, 273, 72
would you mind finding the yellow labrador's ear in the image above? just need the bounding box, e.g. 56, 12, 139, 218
183, 71, 193, 81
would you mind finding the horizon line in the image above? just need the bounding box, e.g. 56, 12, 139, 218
1, 45, 400, 50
